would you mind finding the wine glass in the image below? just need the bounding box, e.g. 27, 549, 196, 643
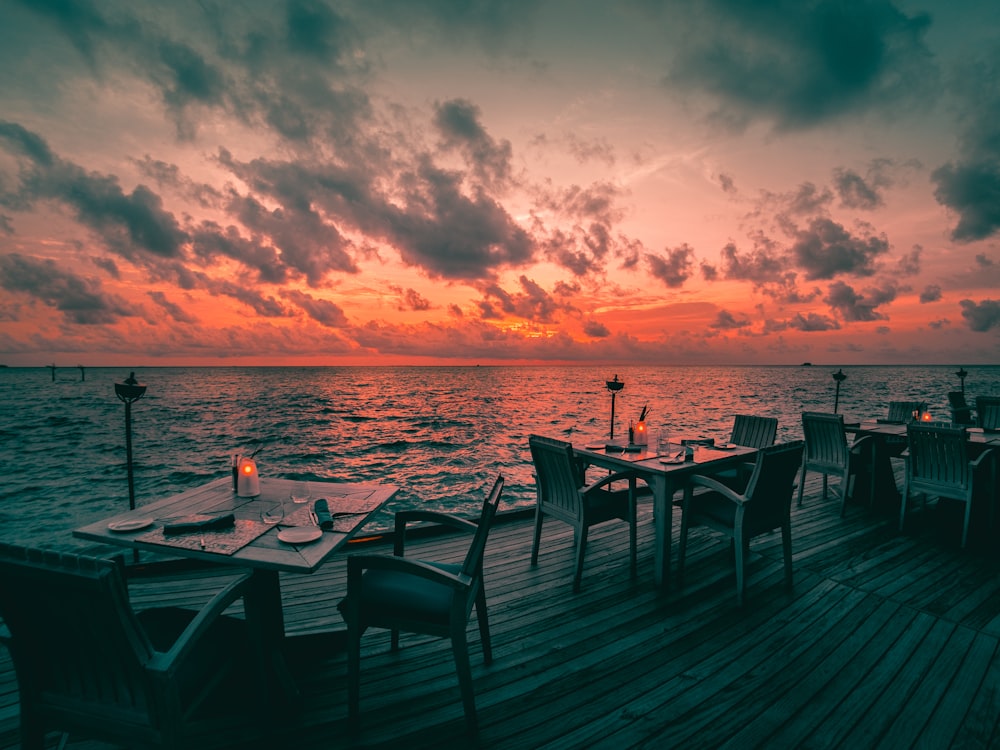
289, 480, 311, 504
260, 499, 285, 525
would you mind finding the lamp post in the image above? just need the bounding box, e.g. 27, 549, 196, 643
956, 367, 968, 393
832, 369, 847, 414
606, 374, 624, 440
115, 372, 147, 513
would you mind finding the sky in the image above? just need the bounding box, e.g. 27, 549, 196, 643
1, 0, 1000, 367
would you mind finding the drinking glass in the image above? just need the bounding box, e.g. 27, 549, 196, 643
656, 428, 671, 454
260, 499, 285, 525
289, 480, 311, 504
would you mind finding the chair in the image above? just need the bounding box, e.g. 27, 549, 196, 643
886, 400, 927, 423
0, 543, 265, 750
730, 414, 778, 448
899, 423, 995, 548
948, 391, 974, 425
976, 396, 1000, 431
678, 441, 805, 606
338, 474, 503, 739
797, 412, 874, 515
884, 401, 927, 457
715, 414, 778, 488
528, 435, 641, 592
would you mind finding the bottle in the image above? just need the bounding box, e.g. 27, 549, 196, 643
628, 420, 635, 444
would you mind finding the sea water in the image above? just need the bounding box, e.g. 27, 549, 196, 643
1, 364, 997, 550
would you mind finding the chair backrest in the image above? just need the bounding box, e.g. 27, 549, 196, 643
949, 391, 974, 424
800, 412, 849, 471
730, 415, 778, 449
529, 435, 584, 522
905, 423, 971, 493
461, 474, 504, 579
0, 543, 158, 731
742, 441, 806, 528
976, 396, 1000, 430
888, 401, 927, 422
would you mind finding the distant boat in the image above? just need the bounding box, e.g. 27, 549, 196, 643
801, 362, 812, 366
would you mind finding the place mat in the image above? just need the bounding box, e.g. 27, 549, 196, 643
134, 518, 271, 556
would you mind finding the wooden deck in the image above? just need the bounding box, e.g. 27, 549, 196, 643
3, 462, 1000, 749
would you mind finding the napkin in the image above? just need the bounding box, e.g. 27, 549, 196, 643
313, 499, 334, 530
162, 513, 235, 535
681, 438, 715, 447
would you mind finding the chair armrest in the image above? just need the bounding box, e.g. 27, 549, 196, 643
850, 434, 875, 452
347, 553, 472, 592
687, 474, 747, 505
393, 510, 477, 555
970, 447, 995, 471
146, 569, 255, 675
583, 469, 642, 495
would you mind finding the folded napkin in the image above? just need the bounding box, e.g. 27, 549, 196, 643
162, 513, 235, 535
681, 437, 715, 447
313, 499, 334, 530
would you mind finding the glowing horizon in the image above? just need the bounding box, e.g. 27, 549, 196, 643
1, 0, 999, 368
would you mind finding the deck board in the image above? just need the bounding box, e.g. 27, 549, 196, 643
2, 463, 1000, 749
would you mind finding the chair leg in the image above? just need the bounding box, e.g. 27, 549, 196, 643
530, 508, 544, 565
782, 520, 793, 591
899, 476, 909, 533
734, 534, 746, 606
346, 621, 362, 730
961, 499, 972, 549
573, 526, 589, 593
677, 503, 689, 585
474, 584, 493, 665
450, 627, 479, 739
628, 485, 637, 577
797, 467, 807, 507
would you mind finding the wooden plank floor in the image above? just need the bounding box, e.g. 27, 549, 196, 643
3, 461, 1000, 749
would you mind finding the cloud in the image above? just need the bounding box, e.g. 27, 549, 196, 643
919, 284, 942, 303
786, 311, 840, 331
434, 98, 513, 190
791, 217, 890, 279
664, 0, 937, 131
959, 298, 1000, 331
583, 319, 610, 338
646, 244, 694, 288
710, 310, 751, 329
147, 290, 198, 323
0, 253, 137, 324
281, 288, 349, 327
825, 279, 896, 322
478, 276, 570, 323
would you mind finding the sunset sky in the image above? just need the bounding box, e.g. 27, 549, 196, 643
1, 0, 999, 366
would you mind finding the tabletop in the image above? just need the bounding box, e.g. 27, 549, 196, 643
73, 477, 399, 574
574, 438, 756, 477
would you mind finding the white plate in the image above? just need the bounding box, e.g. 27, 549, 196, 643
715, 443, 738, 450
278, 527, 323, 544
108, 518, 153, 532
659, 457, 685, 465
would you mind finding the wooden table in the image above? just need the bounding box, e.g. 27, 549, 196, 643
74, 477, 398, 700
574, 440, 756, 591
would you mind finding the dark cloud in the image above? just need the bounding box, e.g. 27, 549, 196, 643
786, 311, 840, 331
931, 49, 1000, 241
281, 288, 349, 327
919, 284, 942, 303
710, 310, 751, 329
479, 276, 569, 323
434, 98, 513, 189
665, 0, 937, 131
147, 290, 198, 323
825, 279, 895, 322
0, 253, 137, 324
646, 244, 694, 288
0, 123, 188, 259
896, 246, 921, 275
791, 217, 889, 279
583, 319, 610, 338
959, 298, 1000, 332
399, 288, 431, 312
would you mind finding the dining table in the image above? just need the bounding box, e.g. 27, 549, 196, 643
73, 476, 398, 701
574, 438, 757, 591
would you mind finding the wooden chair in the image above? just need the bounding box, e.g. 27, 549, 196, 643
975, 396, 1000, 431
338, 474, 503, 739
797, 412, 874, 515
948, 391, 974, 425
730, 414, 778, 448
899, 423, 995, 548
678, 441, 805, 606
0, 543, 266, 750
886, 400, 927, 423
715, 414, 779, 488
529, 435, 641, 592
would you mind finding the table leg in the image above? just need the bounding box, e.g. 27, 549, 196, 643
244, 569, 300, 705
648, 475, 672, 591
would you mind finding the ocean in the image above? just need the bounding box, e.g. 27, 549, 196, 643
2, 364, 998, 550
